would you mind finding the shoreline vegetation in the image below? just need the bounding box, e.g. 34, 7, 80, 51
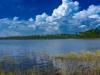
0, 51, 99, 75
0, 29, 100, 40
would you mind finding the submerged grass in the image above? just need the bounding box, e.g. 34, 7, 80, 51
0, 51, 99, 75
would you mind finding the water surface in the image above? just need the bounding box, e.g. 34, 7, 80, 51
0, 39, 100, 56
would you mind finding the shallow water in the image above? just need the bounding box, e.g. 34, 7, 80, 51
0, 39, 100, 56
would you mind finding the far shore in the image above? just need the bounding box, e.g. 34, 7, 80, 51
0, 35, 100, 40
0, 29, 100, 40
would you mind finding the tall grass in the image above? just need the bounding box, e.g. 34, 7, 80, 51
53, 51, 100, 75
0, 51, 99, 75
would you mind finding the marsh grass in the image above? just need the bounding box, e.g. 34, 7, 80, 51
0, 51, 99, 75
53, 51, 100, 75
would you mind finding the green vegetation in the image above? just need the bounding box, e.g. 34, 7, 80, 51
0, 34, 77, 40
79, 29, 100, 38
0, 29, 100, 40
53, 51, 100, 75
0, 51, 99, 75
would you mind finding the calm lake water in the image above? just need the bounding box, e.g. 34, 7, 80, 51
0, 39, 100, 56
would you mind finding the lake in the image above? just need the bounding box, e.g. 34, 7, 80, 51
0, 39, 100, 56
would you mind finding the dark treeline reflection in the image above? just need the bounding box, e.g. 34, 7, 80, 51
0, 51, 99, 75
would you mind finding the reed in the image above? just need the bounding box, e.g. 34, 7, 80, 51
0, 51, 99, 75
53, 51, 100, 75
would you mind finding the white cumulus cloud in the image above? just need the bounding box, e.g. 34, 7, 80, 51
35, 0, 100, 33
0, 18, 37, 36
0, 0, 100, 36
35, 0, 79, 33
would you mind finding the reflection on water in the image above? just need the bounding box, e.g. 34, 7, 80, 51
0, 39, 100, 75
0, 39, 100, 56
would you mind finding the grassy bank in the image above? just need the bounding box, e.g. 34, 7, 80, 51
0, 51, 99, 75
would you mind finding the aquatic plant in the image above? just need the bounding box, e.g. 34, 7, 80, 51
53, 51, 100, 75
0, 51, 99, 75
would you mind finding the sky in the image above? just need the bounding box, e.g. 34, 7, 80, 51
0, 0, 100, 36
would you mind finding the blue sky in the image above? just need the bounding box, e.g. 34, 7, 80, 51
0, 0, 100, 36
0, 0, 99, 19
0, 0, 61, 19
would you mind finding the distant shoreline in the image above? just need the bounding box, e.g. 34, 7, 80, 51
0, 29, 100, 40
0, 35, 100, 40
